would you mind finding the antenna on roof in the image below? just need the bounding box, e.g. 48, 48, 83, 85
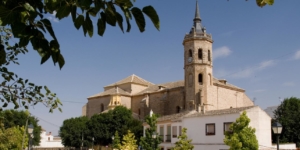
252, 97, 256, 105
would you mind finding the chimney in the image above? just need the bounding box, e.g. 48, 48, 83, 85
219, 79, 227, 84
200, 105, 205, 114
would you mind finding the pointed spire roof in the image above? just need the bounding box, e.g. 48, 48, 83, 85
194, 0, 201, 21
191, 1, 204, 34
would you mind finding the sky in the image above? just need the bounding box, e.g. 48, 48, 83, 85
4, 0, 300, 135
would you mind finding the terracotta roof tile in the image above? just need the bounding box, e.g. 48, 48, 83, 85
88, 87, 130, 98
105, 74, 154, 87
135, 80, 184, 95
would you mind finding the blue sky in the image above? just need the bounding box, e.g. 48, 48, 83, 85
6, 0, 300, 135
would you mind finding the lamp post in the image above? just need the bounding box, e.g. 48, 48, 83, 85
272, 121, 283, 150
152, 132, 157, 150
27, 124, 34, 150
92, 137, 94, 150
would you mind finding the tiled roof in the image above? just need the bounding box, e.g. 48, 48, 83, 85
88, 87, 130, 98
135, 80, 184, 95
213, 78, 244, 91
105, 74, 154, 87
156, 106, 257, 122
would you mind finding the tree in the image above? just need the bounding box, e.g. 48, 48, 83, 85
0, 109, 41, 146
59, 116, 89, 148
0, 0, 159, 112
0, 125, 28, 150
87, 106, 143, 146
274, 97, 300, 147
112, 131, 121, 150
139, 113, 162, 150
0, 27, 62, 113
224, 111, 258, 150
172, 128, 194, 150
119, 130, 138, 150
255, 0, 274, 7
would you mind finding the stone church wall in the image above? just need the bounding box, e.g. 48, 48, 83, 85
86, 96, 110, 118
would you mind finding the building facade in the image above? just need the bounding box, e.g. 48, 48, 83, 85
79, 2, 295, 150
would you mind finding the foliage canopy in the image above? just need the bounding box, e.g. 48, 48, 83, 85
172, 128, 194, 150
274, 97, 300, 147
224, 111, 258, 150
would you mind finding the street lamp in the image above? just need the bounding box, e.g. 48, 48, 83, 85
92, 137, 94, 150
272, 121, 283, 150
152, 132, 157, 150
28, 124, 34, 150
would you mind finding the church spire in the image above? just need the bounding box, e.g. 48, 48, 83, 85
192, 0, 203, 34
194, 0, 201, 22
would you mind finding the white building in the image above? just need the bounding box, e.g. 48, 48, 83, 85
33, 129, 64, 148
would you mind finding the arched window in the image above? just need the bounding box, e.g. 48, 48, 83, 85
189, 49, 192, 57
176, 106, 180, 113
198, 74, 203, 84
100, 103, 104, 112
198, 49, 203, 59
208, 50, 211, 61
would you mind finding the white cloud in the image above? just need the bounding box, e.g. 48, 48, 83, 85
257, 60, 275, 70
293, 50, 300, 60
231, 60, 275, 78
283, 82, 295, 87
213, 46, 232, 60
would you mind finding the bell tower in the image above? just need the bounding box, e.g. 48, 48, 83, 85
183, 1, 213, 111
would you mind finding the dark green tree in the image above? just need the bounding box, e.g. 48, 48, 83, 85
86, 106, 143, 146
224, 111, 258, 150
0, 109, 41, 146
172, 128, 194, 150
139, 113, 162, 150
274, 97, 300, 147
59, 116, 89, 148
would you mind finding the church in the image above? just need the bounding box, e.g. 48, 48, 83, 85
81, 2, 294, 150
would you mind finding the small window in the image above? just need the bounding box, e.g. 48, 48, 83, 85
160, 126, 164, 142
48, 137, 50, 141
100, 103, 104, 112
176, 106, 180, 113
208, 74, 212, 85
166, 125, 171, 142
138, 109, 141, 116
189, 49, 193, 57
224, 122, 233, 134
172, 126, 177, 138
198, 49, 203, 59
206, 123, 215, 135
179, 126, 182, 136
198, 74, 203, 84
208, 50, 211, 61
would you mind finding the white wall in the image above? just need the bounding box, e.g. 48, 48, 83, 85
34, 131, 64, 148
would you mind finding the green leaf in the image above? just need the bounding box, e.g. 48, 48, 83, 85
97, 12, 106, 36
105, 9, 116, 26
23, 3, 35, 12
0, 6, 16, 25
40, 19, 57, 40
131, 7, 145, 32
57, 54, 65, 69
115, 12, 124, 33
142, 6, 160, 31
71, 5, 77, 22
0, 44, 6, 65
41, 52, 50, 64
19, 38, 30, 47
56, 4, 71, 20
88, 7, 100, 17
85, 13, 93, 37
74, 15, 84, 30
256, 0, 274, 7
77, 0, 92, 9
11, 23, 29, 38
